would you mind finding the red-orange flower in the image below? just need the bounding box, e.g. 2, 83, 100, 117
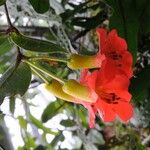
80, 69, 133, 128
96, 28, 133, 80
65, 28, 134, 128
46, 28, 134, 128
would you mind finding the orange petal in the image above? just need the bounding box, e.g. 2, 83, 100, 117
96, 99, 116, 122
112, 101, 133, 122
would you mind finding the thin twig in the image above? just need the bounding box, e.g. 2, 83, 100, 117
4, 3, 13, 27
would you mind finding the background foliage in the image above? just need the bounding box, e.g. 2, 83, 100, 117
0, 0, 150, 149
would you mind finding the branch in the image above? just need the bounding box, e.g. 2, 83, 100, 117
4, 3, 13, 27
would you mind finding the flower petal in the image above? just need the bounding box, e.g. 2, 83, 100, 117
104, 75, 130, 91
80, 69, 98, 90
96, 100, 116, 122
121, 51, 133, 78
112, 102, 133, 122
106, 29, 127, 52
80, 69, 89, 83
84, 104, 96, 128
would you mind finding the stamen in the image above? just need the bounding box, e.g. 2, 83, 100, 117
100, 92, 120, 104
107, 51, 122, 60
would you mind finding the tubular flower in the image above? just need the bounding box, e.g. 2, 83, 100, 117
45, 80, 76, 103
66, 28, 133, 127
80, 69, 133, 128
96, 28, 133, 79
63, 79, 98, 103
67, 54, 105, 69
45, 80, 97, 103
45, 28, 134, 128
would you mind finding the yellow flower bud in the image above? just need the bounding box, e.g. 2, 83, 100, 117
67, 54, 104, 69
62, 79, 98, 103
45, 80, 75, 102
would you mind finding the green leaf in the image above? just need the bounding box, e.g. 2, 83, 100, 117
41, 100, 65, 123
51, 131, 64, 146
9, 31, 67, 54
0, 0, 6, 6
25, 133, 36, 149
0, 111, 4, 123
0, 37, 13, 56
28, 0, 49, 14
0, 62, 31, 104
18, 116, 27, 129
87, 129, 105, 145
130, 66, 150, 103
71, 11, 106, 29
60, 119, 76, 127
136, 0, 150, 34
61, 1, 107, 31
60, 1, 89, 21
9, 96, 15, 114
29, 114, 57, 135
34, 145, 46, 150
77, 105, 88, 127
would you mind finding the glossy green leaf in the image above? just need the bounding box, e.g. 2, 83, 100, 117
0, 0, 6, 6
130, 66, 150, 103
9, 31, 67, 53
29, 114, 57, 135
28, 0, 49, 14
0, 62, 31, 104
60, 119, 76, 127
0, 37, 13, 56
41, 100, 65, 123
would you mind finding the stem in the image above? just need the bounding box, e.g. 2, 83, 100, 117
23, 60, 65, 84
4, 3, 13, 27
29, 57, 68, 63
16, 47, 23, 65
31, 67, 49, 84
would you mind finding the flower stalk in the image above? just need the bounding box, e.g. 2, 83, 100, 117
23, 59, 65, 84
30, 67, 49, 84
28, 56, 68, 64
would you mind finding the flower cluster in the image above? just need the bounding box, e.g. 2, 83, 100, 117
45, 28, 133, 128
78, 28, 133, 127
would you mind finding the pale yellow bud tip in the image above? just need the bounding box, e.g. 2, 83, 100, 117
62, 79, 98, 103
67, 54, 102, 69
45, 80, 75, 103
